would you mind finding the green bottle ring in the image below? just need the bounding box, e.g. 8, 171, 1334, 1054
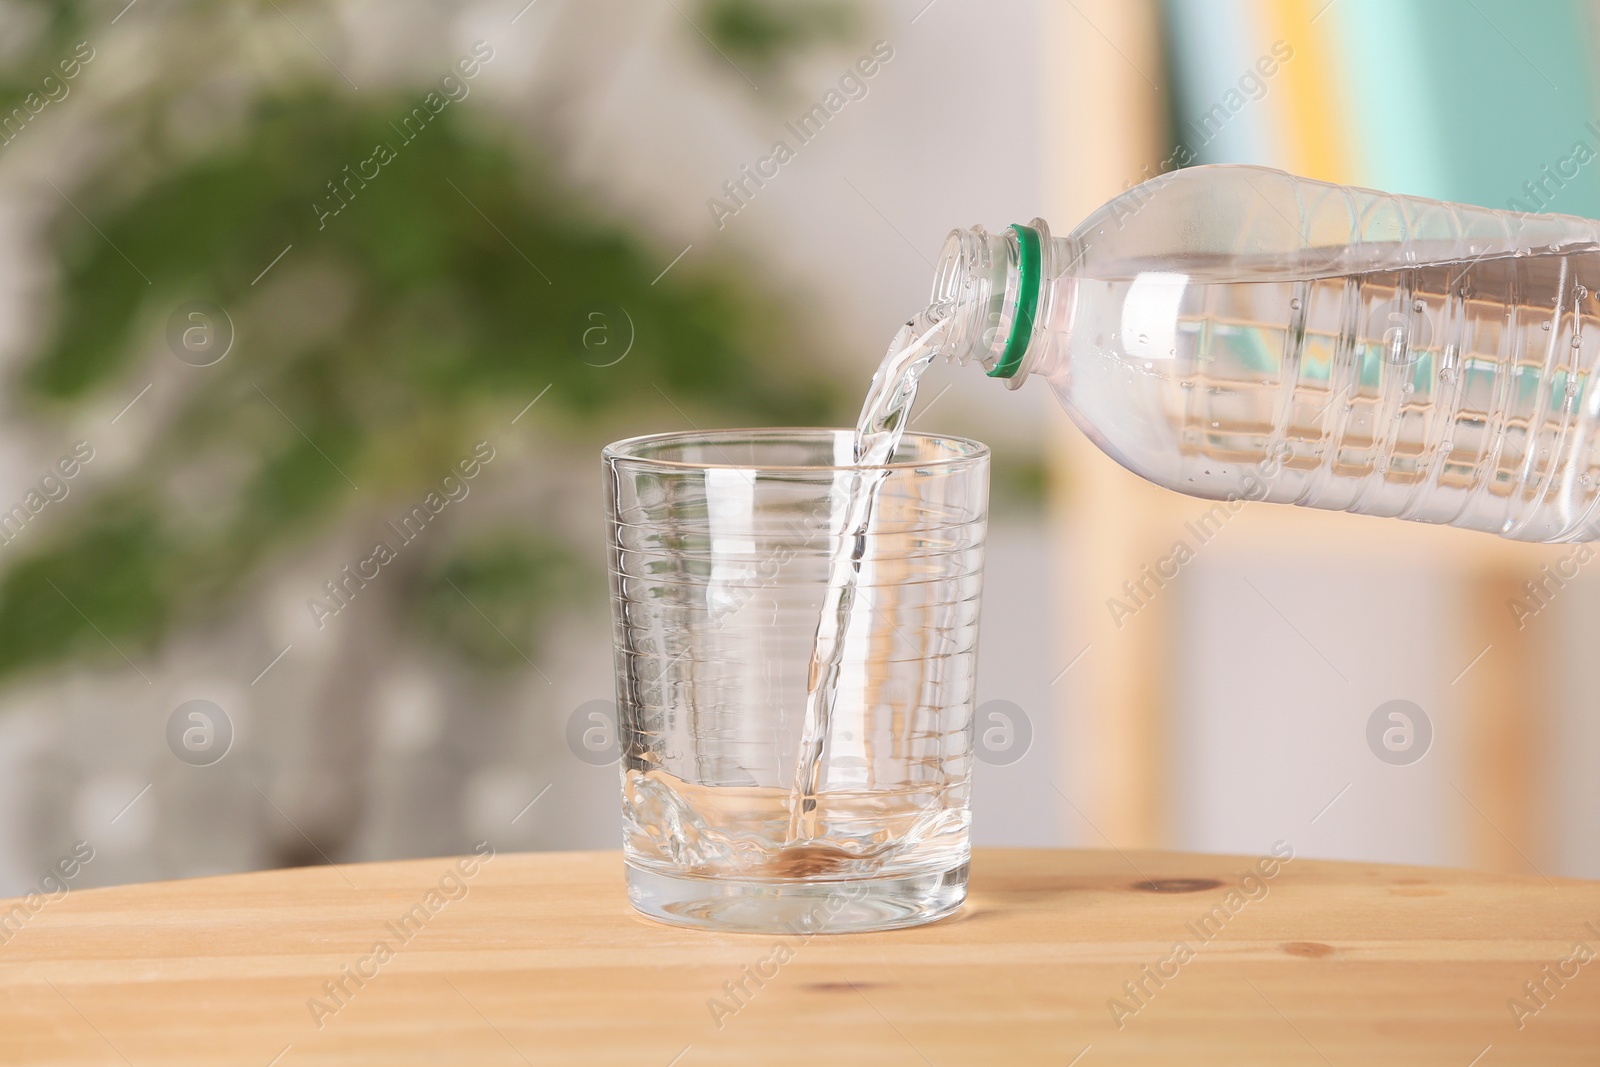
988, 223, 1041, 379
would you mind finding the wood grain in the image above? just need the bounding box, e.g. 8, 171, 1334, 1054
1, 848, 1596, 1066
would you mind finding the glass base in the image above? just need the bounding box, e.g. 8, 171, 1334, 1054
624, 859, 969, 934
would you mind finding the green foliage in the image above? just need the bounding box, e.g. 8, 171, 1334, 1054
990, 452, 1051, 514
695, 0, 860, 79
414, 534, 586, 667
0, 1, 94, 104
0, 80, 845, 682
0, 496, 171, 676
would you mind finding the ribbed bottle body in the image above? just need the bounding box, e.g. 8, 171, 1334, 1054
1030, 166, 1600, 541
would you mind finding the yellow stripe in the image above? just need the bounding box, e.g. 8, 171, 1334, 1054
1255, 0, 1357, 183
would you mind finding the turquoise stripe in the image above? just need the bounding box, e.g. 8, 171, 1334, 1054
1333, 0, 1600, 217
1328, 0, 1446, 197
1162, 0, 1276, 166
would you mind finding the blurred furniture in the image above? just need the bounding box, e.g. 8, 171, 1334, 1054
1045, 0, 1565, 870
4, 848, 1596, 1064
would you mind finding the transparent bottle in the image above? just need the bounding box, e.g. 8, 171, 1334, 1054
935, 164, 1600, 542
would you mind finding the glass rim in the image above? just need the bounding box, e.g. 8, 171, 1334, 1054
602, 427, 990, 473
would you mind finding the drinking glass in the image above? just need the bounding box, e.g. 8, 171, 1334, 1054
602, 428, 988, 932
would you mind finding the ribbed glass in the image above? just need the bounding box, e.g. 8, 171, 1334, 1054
602, 429, 987, 932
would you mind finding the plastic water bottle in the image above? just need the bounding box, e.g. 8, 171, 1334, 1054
934, 165, 1600, 542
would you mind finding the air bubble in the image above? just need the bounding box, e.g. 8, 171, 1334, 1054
1412, 300, 1424, 312
1542, 320, 1552, 331
1290, 298, 1302, 311
1573, 337, 1584, 348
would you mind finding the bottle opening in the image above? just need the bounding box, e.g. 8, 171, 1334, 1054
930, 221, 1047, 386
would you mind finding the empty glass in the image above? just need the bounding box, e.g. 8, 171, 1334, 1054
603, 429, 988, 932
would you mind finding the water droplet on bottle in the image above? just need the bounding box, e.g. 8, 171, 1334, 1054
1542, 320, 1552, 331
1289, 298, 1302, 311
1441, 439, 1453, 452
1403, 382, 1415, 394
1143, 361, 1153, 369
1573, 336, 1584, 348
1412, 300, 1424, 312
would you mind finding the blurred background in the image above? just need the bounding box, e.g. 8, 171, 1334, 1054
0, 0, 1595, 896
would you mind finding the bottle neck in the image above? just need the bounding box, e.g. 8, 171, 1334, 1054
932, 220, 1074, 389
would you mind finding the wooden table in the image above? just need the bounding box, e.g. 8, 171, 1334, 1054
2, 848, 1596, 1065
